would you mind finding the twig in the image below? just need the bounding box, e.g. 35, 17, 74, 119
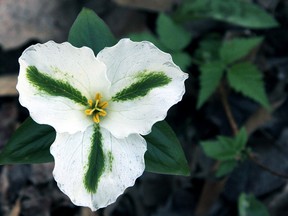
195, 178, 227, 216
195, 82, 238, 216
195, 82, 285, 215
249, 153, 288, 179
219, 83, 239, 135
244, 99, 284, 135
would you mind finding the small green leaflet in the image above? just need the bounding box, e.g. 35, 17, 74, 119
227, 62, 270, 109
201, 128, 247, 176
220, 37, 263, 65
144, 121, 190, 176
201, 127, 247, 161
238, 193, 270, 216
68, 8, 117, 55
129, 13, 192, 71
194, 34, 222, 62
171, 52, 192, 72
216, 160, 237, 178
197, 61, 225, 109
176, 0, 278, 29
201, 138, 236, 161
234, 127, 248, 150
129, 32, 167, 51
0, 117, 55, 164
196, 37, 268, 109
157, 13, 192, 51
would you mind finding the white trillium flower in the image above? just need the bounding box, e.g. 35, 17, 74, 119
17, 39, 188, 210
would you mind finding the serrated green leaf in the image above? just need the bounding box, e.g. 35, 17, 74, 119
235, 127, 248, 150
201, 128, 248, 161
144, 121, 190, 176
157, 13, 192, 51
216, 160, 237, 177
171, 52, 192, 71
194, 34, 222, 62
197, 61, 225, 108
227, 62, 270, 108
201, 139, 235, 161
176, 0, 278, 29
238, 193, 270, 216
129, 32, 167, 52
68, 8, 117, 55
220, 37, 263, 64
0, 117, 55, 164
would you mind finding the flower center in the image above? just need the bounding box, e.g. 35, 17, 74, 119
85, 93, 108, 123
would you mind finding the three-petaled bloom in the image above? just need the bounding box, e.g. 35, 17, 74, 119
17, 39, 188, 210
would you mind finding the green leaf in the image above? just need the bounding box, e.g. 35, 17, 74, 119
238, 193, 270, 216
227, 62, 270, 108
144, 121, 190, 176
171, 52, 192, 71
157, 13, 192, 51
201, 128, 247, 161
197, 61, 225, 108
220, 37, 263, 64
129, 32, 192, 70
0, 117, 55, 164
176, 0, 278, 29
68, 8, 117, 55
234, 127, 248, 150
129, 32, 167, 52
216, 160, 237, 177
201, 139, 236, 161
194, 34, 222, 62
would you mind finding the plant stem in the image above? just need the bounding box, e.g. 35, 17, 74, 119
195, 82, 237, 216
196, 82, 286, 216
219, 83, 239, 135
195, 178, 227, 216
249, 153, 288, 179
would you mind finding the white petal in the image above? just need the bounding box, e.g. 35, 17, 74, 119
17, 41, 111, 133
50, 125, 146, 211
98, 38, 188, 138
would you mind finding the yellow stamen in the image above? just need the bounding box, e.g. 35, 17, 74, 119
85, 92, 108, 124
85, 108, 94, 116
95, 93, 102, 101
99, 101, 108, 109
98, 110, 107, 116
93, 114, 100, 123
88, 99, 93, 107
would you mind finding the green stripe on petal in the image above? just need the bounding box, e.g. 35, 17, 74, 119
84, 124, 105, 193
107, 151, 114, 172
26, 66, 88, 106
111, 70, 172, 102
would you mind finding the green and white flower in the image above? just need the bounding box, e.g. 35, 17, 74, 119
17, 39, 188, 210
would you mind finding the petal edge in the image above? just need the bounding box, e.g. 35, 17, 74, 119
51, 126, 146, 211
